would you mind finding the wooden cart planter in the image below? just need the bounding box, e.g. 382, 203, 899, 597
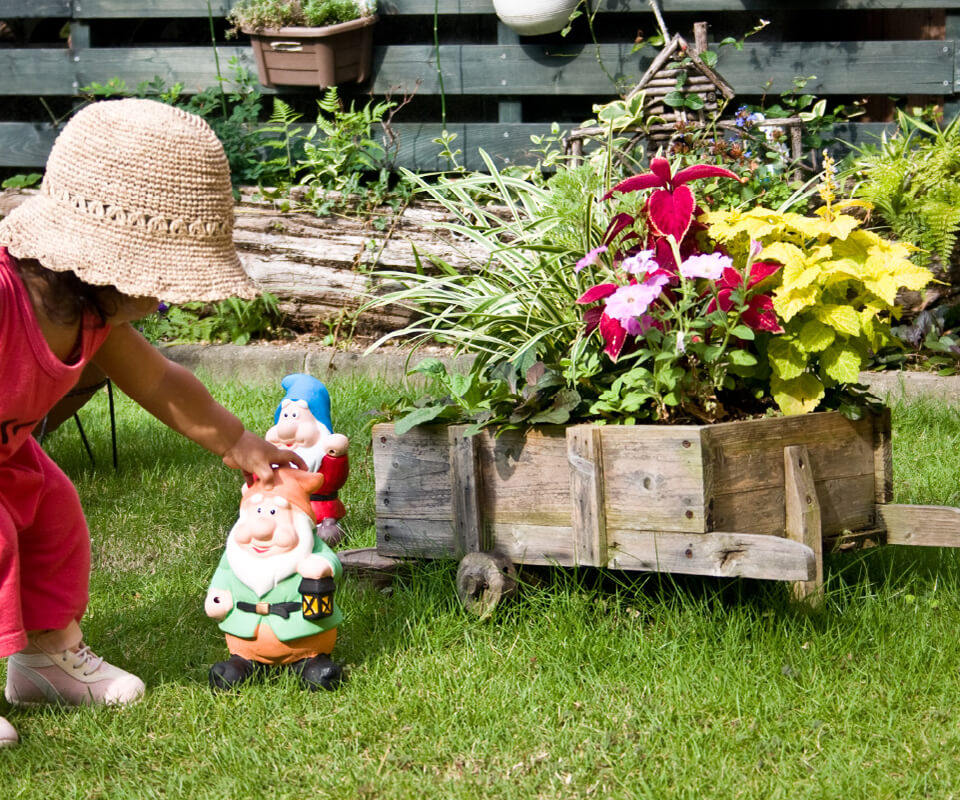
370, 410, 960, 613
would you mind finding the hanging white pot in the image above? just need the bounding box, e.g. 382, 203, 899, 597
492, 0, 582, 37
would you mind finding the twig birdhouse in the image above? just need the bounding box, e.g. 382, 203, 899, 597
629, 29, 735, 150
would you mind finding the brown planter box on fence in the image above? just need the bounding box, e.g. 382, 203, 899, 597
244, 16, 377, 88
372, 411, 893, 584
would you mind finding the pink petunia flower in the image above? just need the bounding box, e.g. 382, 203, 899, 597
575, 245, 608, 273
604, 273, 670, 324
621, 249, 658, 276
679, 252, 732, 281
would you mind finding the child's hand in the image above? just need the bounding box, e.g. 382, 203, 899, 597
221, 430, 307, 487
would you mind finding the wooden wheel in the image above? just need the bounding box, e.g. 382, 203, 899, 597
456, 552, 517, 617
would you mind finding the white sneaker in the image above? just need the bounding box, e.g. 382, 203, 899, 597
4, 624, 144, 707
0, 715, 18, 747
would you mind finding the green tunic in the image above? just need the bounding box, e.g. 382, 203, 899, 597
209, 537, 343, 642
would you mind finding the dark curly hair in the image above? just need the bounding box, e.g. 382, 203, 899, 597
14, 257, 122, 327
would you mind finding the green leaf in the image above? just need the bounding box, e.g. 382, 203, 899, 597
684, 94, 706, 111
728, 349, 758, 367
820, 344, 863, 383
767, 337, 807, 380
663, 91, 687, 109
797, 319, 836, 353
730, 325, 756, 341
394, 404, 456, 435
410, 358, 449, 378
771, 373, 825, 415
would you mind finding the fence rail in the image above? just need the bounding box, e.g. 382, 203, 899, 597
2, 1, 960, 171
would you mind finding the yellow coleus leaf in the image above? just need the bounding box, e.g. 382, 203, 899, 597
812, 208, 862, 240
820, 343, 863, 383
771, 373, 825, 416
819, 257, 863, 281
760, 241, 805, 273
773, 284, 818, 322
797, 319, 836, 353
767, 336, 807, 380
813, 303, 860, 336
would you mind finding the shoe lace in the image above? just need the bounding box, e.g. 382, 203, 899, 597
66, 643, 105, 676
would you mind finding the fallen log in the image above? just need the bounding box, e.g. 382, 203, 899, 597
0, 186, 487, 336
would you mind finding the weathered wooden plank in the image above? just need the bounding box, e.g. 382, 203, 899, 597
784, 445, 824, 604
607, 530, 816, 582
376, 518, 455, 559
13, 1, 955, 18
0, 120, 898, 170
710, 474, 877, 537
873, 407, 893, 504
477, 427, 572, 527
448, 424, 487, 556
2, 0, 70, 15
0, 49, 76, 95
879, 504, 960, 547
566, 425, 608, 567
600, 425, 707, 533
702, 413, 875, 492
372, 423, 452, 520
0, 41, 950, 97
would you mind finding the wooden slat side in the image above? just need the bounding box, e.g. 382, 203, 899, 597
606, 530, 815, 582
873, 407, 894, 505
448, 425, 488, 556
377, 518, 455, 559
478, 427, 572, 527
372, 423, 452, 520
566, 425, 607, 567
784, 445, 824, 604
880, 504, 960, 547
710, 474, 876, 537
600, 426, 708, 533
486, 523, 577, 567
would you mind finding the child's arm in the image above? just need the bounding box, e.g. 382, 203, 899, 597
92, 322, 306, 485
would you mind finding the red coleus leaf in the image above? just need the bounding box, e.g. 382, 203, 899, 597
576, 282, 619, 304
583, 305, 603, 335
603, 212, 638, 246
741, 295, 784, 333
649, 157, 673, 184
599, 312, 627, 361
602, 172, 666, 200
744, 259, 781, 288
671, 163, 740, 187
647, 185, 695, 242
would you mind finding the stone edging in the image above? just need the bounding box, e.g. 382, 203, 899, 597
162, 343, 960, 402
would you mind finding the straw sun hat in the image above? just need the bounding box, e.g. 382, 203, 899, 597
0, 98, 257, 303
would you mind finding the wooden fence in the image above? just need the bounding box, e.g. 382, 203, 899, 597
2, 1, 960, 172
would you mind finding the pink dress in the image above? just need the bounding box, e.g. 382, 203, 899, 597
0, 247, 111, 657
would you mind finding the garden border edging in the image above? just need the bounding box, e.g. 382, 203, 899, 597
161, 343, 960, 403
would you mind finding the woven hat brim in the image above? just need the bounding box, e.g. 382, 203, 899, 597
0, 192, 258, 304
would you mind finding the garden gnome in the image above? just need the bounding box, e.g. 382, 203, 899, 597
205, 467, 344, 692
265, 373, 349, 547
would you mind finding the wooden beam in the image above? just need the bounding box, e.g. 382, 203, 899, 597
566, 425, 608, 568
448, 425, 488, 557
880, 504, 960, 547
784, 445, 824, 605
606, 530, 816, 582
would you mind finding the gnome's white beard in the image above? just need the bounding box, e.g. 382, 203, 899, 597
225, 510, 316, 598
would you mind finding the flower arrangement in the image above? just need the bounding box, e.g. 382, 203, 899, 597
227, 0, 377, 33
366, 148, 932, 434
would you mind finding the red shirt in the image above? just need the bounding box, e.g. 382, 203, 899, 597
0, 247, 112, 461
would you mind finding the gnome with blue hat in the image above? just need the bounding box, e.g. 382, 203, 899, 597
265, 374, 349, 547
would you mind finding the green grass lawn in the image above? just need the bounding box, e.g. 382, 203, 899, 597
4, 376, 960, 799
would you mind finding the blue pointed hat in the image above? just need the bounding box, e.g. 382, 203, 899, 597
274, 373, 333, 432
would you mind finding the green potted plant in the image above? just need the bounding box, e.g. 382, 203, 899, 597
227, 0, 378, 88
360, 140, 935, 607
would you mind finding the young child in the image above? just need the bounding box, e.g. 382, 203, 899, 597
0, 98, 307, 747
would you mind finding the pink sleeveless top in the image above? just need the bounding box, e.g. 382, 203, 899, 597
0, 247, 112, 461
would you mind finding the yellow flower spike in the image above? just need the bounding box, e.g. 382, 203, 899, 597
817, 150, 836, 220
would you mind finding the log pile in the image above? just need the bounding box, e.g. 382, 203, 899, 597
0, 187, 487, 337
